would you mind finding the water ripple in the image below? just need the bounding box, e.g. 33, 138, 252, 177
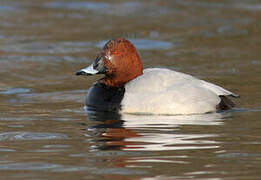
0, 88, 31, 95
0, 132, 68, 141
86, 112, 225, 151
0, 162, 62, 170
45, 2, 169, 17
0, 41, 91, 54
97, 39, 173, 50
45, 1, 109, 11
0, 148, 16, 152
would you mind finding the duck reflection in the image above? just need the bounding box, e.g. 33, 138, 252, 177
85, 108, 230, 151
85, 109, 141, 151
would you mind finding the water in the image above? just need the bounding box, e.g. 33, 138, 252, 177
0, 0, 260, 179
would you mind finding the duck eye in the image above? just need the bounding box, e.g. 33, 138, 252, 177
112, 50, 119, 56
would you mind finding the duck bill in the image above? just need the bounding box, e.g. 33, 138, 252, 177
75, 63, 99, 76
76, 54, 107, 76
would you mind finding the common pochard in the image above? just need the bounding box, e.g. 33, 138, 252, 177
76, 38, 239, 115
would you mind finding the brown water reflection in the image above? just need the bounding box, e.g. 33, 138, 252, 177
0, 0, 261, 179
85, 111, 225, 151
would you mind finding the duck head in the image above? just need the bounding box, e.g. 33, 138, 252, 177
76, 38, 143, 87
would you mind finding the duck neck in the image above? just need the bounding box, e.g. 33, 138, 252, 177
100, 71, 143, 88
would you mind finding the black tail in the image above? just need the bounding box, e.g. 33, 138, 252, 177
217, 95, 236, 110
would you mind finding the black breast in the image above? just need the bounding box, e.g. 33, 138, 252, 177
85, 82, 125, 112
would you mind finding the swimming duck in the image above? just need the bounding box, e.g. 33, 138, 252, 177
76, 38, 239, 115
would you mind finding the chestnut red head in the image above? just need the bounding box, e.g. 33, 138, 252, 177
76, 38, 143, 87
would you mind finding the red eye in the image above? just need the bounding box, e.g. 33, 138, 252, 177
112, 50, 119, 56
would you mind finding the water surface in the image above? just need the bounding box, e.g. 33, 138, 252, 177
0, 0, 260, 179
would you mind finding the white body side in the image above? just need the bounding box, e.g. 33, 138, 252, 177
121, 68, 237, 115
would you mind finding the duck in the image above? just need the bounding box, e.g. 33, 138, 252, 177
76, 38, 239, 115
